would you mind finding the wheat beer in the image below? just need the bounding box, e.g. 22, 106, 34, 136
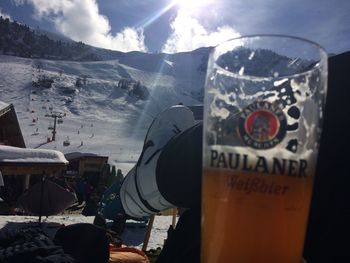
202, 35, 327, 263
201, 166, 314, 263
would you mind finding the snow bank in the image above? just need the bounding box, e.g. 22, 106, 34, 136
0, 215, 175, 250
0, 145, 68, 164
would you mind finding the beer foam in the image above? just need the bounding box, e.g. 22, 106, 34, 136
205, 66, 324, 158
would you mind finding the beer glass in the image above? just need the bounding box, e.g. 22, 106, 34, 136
201, 35, 327, 263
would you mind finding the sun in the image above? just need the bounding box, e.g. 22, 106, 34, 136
172, 0, 213, 10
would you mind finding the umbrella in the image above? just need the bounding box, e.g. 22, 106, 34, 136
18, 176, 77, 221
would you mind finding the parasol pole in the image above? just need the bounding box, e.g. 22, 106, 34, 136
38, 172, 45, 225
142, 214, 155, 252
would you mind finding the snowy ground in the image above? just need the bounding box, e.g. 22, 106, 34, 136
0, 214, 176, 250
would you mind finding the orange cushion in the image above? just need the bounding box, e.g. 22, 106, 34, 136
109, 246, 149, 263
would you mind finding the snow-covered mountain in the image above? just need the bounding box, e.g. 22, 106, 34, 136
0, 46, 209, 173
216, 47, 314, 77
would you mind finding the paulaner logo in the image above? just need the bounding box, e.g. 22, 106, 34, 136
238, 101, 287, 149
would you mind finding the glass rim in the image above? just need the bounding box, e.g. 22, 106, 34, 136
211, 34, 328, 81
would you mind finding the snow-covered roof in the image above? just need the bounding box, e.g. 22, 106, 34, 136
0, 101, 10, 112
0, 145, 68, 164
65, 152, 107, 160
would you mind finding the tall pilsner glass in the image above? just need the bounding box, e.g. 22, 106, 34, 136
201, 35, 328, 263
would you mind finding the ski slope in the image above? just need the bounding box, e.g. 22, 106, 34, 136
0, 51, 206, 174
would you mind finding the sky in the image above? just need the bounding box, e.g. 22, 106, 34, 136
0, 0, 350, 54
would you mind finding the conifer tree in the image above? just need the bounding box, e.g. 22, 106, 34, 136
116, 169, 124, 183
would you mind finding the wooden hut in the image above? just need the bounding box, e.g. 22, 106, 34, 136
0, 101, 68, 206
0, 102, 25, 148
65, 152, 108, 186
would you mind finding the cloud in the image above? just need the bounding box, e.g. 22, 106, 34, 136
11, 0, 26, 6
204, 0, 350, 54
0, 8, 11, 20
162, 10, 240, 53
28, 0, 147, 52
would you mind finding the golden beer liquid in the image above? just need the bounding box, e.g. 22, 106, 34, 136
201, 167, 314, 263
